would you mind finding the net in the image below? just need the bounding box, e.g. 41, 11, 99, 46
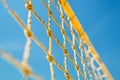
0, 0, 112, 80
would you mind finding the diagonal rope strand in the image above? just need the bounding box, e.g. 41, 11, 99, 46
0, 49, 43, 80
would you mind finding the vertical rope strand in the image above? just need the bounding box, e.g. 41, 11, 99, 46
48, 0, 55, 80
84, 47, 93, 80
59, 3, 69, 80
70, 21, 80, 80
79, 40, 87, 79
22, 0, 32, 64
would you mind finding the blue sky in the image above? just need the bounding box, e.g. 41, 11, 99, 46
69, 0, 120, 79
0, 0, 120, 80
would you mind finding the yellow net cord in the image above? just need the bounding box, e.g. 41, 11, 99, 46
0, 0, 112, 80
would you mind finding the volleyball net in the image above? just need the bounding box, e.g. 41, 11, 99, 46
0, 0, 112, 80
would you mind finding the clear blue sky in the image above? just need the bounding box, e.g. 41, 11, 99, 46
0, 0, 120, 80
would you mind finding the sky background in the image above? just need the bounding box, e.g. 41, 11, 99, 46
0, 0, 120, 80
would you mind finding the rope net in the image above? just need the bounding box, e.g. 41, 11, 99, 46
0, 0, 112, 80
